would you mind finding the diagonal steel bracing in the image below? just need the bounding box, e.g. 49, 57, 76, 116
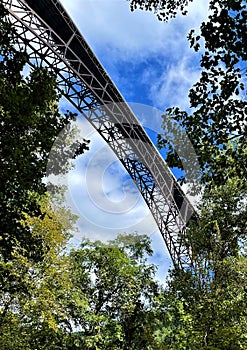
3, 0, 197, 270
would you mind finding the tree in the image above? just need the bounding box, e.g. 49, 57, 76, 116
154, 176, 247, 349
0, 5, 89, 347
0, 194, 76, 350
64, 233, 163, 350
0, 3, 89, 261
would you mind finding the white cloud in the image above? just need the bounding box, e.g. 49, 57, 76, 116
66, 139, 158, 234
47, 115, 159, 240
148, 55, 201, 110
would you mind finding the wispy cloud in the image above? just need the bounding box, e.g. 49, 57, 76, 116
148, 56, 202, 110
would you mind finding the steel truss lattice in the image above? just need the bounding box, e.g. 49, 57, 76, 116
3, 0, 196, 270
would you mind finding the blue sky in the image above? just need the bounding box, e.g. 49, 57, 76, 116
55, 0, 209, 281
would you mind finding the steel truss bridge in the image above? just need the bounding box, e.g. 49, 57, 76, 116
3, 0, 197, 270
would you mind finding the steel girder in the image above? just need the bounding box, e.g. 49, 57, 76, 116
3, 0, 196, 270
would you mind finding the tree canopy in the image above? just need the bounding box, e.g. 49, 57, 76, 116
64, 234, 162, 350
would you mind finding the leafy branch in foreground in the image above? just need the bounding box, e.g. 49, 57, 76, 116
130, 0, 247, 186
129, 0, 193, 21
157, 1, 246, 185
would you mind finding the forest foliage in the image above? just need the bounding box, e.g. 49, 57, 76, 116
0, 1, 247, 349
